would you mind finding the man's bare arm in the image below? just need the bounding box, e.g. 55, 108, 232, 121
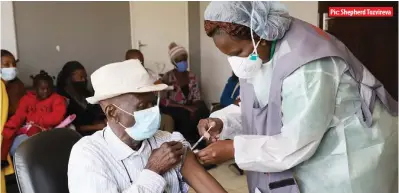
181, 150, 227, 193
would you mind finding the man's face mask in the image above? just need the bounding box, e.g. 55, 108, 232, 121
113, 97, 161, 141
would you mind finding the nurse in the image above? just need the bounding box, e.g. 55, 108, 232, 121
196, 2, 398, 193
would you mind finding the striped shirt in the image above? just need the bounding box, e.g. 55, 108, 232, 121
68, 127, 190, 193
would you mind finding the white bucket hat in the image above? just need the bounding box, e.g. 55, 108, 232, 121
86, 59, 168, 104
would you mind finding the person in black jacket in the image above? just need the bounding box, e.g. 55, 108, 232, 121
56, 61, 106, 136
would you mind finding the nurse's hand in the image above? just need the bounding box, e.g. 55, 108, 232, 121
197, 118, 223, 143
196, 140, 234, 165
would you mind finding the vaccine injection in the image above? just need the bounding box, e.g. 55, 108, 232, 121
191, 126, 214, 151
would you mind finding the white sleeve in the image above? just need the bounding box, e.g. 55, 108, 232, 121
209, 104, 243, 140
234, 57, 346, 173
68, 144, 166, 193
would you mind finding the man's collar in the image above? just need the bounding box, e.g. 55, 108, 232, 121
103, 126, 147, 161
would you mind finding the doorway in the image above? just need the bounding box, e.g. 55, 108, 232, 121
129, 2, 189, 74
318, 1, 398, 99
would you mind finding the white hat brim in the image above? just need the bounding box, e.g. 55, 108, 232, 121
86, 84, 168, 104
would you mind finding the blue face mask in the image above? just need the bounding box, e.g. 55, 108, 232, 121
114, 103, 161, 141
175, 61, 188, 72
1, 67, 18, 81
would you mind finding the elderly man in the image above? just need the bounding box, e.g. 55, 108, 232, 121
68, 60, 226, 193
124, 49, 175, 133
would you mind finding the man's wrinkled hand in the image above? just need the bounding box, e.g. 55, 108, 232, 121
145, 141, 184, 174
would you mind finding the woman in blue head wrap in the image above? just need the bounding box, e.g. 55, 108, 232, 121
196, 1, 398, 193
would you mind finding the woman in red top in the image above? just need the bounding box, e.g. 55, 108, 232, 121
1, 71, 67, 161
161, 42, 210, 143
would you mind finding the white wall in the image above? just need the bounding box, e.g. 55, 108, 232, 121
284, 1, 318, 26
1, 1, 18, 58
129, 2, 189, 73
13, 2, 131, 86
199, 1, 318, 104
200, 1, 231, 104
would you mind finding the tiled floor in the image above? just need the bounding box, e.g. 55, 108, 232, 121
189, 161, 248, 193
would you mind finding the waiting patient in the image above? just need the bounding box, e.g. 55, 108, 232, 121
0, 49, 23, 178
1, 49, 26, 117
68, 60, 226, 193
57, 61, 106, 136
160, 43, 209, 143
1, 70, 67, 162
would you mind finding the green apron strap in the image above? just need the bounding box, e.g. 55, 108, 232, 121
270, 41, 277, 60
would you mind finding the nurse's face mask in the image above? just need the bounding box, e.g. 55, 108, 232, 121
227, 8, 262, 79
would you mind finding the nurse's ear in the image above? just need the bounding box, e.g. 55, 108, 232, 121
257, 40, 273, 62
260, 39, 272, 47
261, 40, 268, 46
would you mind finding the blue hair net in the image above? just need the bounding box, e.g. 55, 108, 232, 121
204, 1, 292, 41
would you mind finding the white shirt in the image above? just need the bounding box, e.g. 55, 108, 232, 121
68, 128, 190, 193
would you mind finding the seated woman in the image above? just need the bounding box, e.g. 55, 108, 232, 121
160, 43, 209, 143
1, 49, 23, 186
1, 70, 15, 189
57, 61, 106, 136
1, 49, 26, 117
1, 70, 67, 162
